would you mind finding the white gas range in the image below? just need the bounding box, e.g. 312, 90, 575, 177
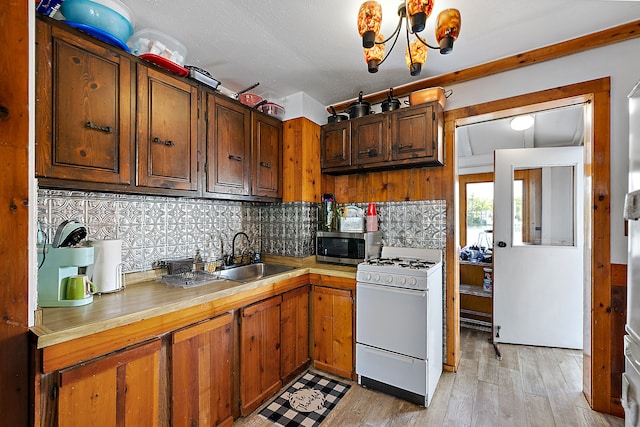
355, 246, 443, 407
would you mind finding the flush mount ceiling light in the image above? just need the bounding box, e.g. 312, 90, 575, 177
357, 1, 461, 76
510, 114, 535, 131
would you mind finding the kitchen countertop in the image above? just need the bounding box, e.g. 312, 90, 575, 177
30, 259, 356, 350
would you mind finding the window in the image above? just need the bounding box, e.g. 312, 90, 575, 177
459, 172, 532, 248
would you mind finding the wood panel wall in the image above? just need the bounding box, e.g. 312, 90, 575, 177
0, 2, 31, 426
282, 117, 321, 203
611, 263, 628, 417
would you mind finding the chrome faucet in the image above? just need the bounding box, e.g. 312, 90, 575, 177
230, 232, 251, 266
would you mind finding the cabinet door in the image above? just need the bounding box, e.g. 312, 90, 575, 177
36, 22, 132, 185
137, 64, 198, 191
57, 339, 160, 427
391, 103, 443, 165
320, 121, 351, 170
312, 285, 354, 378
280, 285, 310, 381
172, 313, 233, 427
206, 93, 251, 196
252, 113, 282, 198
352, 114, 388, 165
240, 295, 282, 416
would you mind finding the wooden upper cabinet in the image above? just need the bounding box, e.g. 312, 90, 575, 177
35, 21, 132, 185
319, 102, 444, 174
352, 114, 388, 166
206, 93, 251, 196
320, 121, 351, 170
136, 64, 198, 191
252, 112, 282, 198
391, 102, 443, 165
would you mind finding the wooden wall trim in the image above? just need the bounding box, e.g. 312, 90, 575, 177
610, 263, 627, 418
330, 20, 640, 111
590, 87, 612, 413
1, 3, 31, 426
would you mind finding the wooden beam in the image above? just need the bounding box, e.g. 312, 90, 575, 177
0, 2, 31, 426
330, 20, 640, 112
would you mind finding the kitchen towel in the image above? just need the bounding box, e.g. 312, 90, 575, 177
259, 371, 350, 427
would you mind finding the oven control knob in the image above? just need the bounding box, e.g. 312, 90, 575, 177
374, 274, 380, 282
399, 277, 406, 285
385, 275, 393, 284
409, 277, 417, 286
365, 273, 372, 281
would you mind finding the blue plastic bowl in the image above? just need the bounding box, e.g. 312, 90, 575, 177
60, 0, 134, 44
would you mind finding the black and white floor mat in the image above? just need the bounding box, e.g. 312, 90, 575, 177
259, 371, 351, 427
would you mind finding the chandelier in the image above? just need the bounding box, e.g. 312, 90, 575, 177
357, 1, 461, 76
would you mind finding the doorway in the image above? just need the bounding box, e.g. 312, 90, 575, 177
446, 78, 613, 412
456, 102, 586, 349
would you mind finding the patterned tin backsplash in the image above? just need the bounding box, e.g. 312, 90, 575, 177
38, 189, 445, 273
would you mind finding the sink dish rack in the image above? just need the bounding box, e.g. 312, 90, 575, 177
161, 270, 223, 288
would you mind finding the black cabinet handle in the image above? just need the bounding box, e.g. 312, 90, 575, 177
358, 148, 377, 157
398, 143, 413, 149
331, 153, 344, 158
86, 121, 113, 133
152, 137, 174, 146
260, 161, 272, 168
497, 241, 507, 248
229, 155, 243, 162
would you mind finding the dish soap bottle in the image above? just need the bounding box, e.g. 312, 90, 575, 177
193, 248, 203, 271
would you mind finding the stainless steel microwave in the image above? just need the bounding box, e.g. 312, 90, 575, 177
316, 231, 382, 266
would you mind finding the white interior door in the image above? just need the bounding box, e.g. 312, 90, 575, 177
493, 146, 583, 349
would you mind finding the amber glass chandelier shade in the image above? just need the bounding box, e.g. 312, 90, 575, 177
364, 33, 386, 73
406, 0, 434, 33
358, 1, 383, 48
405, 38, 428, 76
435, 8, 461, 54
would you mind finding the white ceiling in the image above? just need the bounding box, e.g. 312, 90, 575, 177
122, 0, 640, 107
457, 105, 585, 172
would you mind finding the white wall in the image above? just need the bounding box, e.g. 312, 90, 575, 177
282, 91, 328, 125
444, 38, 640, 264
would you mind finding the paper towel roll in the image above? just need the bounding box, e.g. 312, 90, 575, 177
87, 239, 123, 293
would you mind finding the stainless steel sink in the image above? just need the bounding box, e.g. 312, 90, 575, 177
219, 263, 296, 282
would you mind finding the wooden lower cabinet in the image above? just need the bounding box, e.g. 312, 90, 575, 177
171, 313, 234, 427
312, 284, 354, 379
240, 295, 283, 416
35, 276, 350, 425
54, 339, 161, 427
280, 285, 310, 382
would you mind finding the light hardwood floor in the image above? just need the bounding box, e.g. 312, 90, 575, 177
235, 328, 624, 426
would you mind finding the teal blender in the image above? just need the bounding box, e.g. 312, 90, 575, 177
37, 219, 95, 307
